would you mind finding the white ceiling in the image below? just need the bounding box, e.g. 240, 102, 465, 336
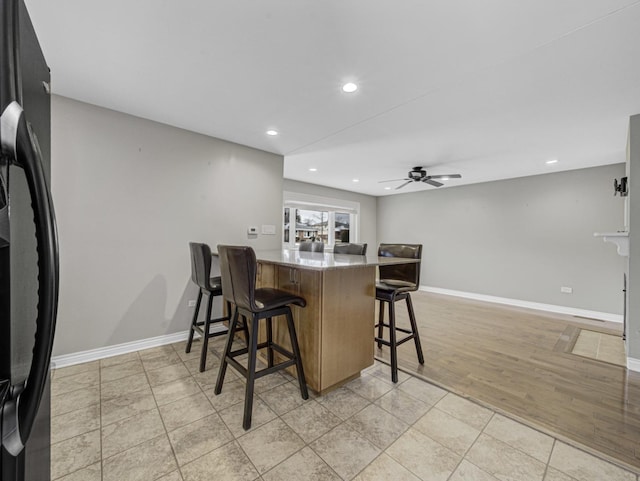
25, 0, 640, 196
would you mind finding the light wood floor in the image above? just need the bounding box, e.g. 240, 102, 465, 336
375, 291, 640, 471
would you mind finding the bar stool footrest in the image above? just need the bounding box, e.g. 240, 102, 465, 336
374, 322, 413, 335
192, 316, 231, 337
374, 333, 417, 346
226, 341, 297, 379
255, 359, 296, 379
226, 357, 248, 378
251, 342, 295, 362
229, 347, 249, 357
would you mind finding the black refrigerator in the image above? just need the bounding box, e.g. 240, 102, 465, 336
0, 1, 59, 480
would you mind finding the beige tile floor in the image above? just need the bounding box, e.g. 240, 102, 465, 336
50, 337, 639, 481
571, 329, 627, 367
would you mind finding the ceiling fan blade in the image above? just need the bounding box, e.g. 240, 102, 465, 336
378, 178, 409, 183
424, 179, 443, 187
395, 181, 412, 190
428, 174, 461, 179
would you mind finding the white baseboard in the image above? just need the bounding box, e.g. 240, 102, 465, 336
419, 286, 623, 323
51, 330, 192, 369
627, 357, 640, 372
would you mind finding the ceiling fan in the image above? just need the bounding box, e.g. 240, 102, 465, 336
379, 166, 462, 190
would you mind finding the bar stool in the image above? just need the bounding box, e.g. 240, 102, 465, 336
299, 241, 324, 253
186, 242, 231, 372
215, 245, 309, 430
375, 243, 425, 383
333, 243, 367, 255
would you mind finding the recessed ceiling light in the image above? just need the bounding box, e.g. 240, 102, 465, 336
308, 168, 317, 172
440, 176, 450, 181
266, 130, 278, 136
342, 82, 358, 93
384, 187, 391, 190
546, 159, 558, 164
352, 178, 359, 183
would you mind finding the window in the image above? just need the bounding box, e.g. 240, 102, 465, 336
283, 208, 290, 243
283, 192, 360, 249
335, 212, 350, 244
296, 209, 328, 243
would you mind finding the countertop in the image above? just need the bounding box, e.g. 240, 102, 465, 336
255, 249, 418, 271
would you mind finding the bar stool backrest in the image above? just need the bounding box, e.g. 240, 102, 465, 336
333, 243, 367, 255
299, 241, 325, 253
189, 242, 214, 291
217, 245, 234, 306
377, 243, 422, 291
218, 245, 258, 312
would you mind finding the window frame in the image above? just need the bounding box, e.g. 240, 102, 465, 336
283, 191, 360, 250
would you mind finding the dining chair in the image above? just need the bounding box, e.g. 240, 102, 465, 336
375, 243, 425, 382
215, 245, 309, 430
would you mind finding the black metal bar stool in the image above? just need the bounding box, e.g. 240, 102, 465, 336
186, 242, 232, 372
375, 243, 425, 383
215, 245, 308, 430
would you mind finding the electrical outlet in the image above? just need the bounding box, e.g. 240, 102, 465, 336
560, 286, 573, 294
188, 300, 197, 307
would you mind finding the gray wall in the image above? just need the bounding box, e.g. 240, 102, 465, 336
51, 96, 284, 356
628, 114, 640, 358
377, 164, 626, 314
283, 179, 377, 249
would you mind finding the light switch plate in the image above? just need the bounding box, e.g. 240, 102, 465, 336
262, 224, 276, 235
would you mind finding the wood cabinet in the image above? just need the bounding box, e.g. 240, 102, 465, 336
257, 261, 375, 394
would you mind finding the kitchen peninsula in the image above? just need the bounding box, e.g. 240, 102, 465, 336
255, 249, 417, 394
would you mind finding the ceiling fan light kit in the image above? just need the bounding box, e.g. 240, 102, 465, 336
379, 166, 462, 190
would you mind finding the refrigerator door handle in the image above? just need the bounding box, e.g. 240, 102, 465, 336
0, 101, 58, 455
1, 390, 22, 456
0, 101, 22, 157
